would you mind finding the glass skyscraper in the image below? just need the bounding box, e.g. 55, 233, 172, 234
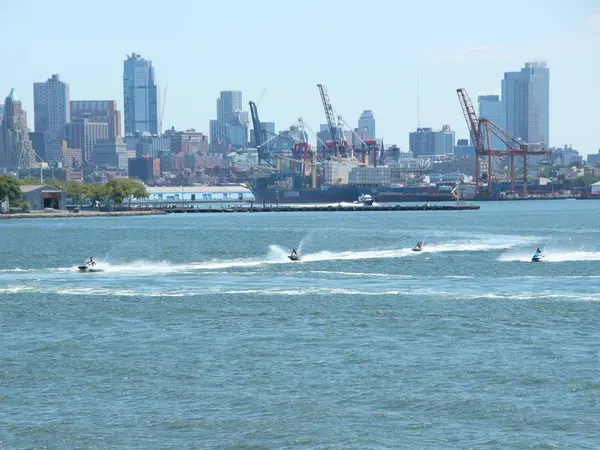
123, 53, 158, 135
502, 62, 549, 147
478, 95, 505, 150
33, 74, 70, 138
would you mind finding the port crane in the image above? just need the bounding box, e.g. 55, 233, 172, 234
317, 84, 347, 158
456, 88, 551, 195
275, 151, 320, 188
249, 100, 272, 166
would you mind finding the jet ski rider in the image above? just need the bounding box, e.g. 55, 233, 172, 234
291, 248, 298, 257
87, 257, 96, 267
416, 241, 423, 249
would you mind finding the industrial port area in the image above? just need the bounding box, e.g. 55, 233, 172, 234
2, 56, 599, 213
219, 82, 594, 206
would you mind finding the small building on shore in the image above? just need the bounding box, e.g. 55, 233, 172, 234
130, 185, 255, 208
20, 185, 67, 210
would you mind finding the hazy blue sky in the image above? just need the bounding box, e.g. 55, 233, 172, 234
1, 0, 599, 154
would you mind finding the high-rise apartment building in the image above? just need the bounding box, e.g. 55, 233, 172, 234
64, 118, 109, 163
358, 110, 376, 140
502, 62, 549, 146
123, 53, 159, 135
409, 126, 455, 157
217, 91, 243, 123
210, 91, 248, 150
33, 74, 70, 137
71, 100, 122, 138
94, 137, 128, 170
0, 89, 35, 169
478, 95, 505, 150
170, 129, 209, 155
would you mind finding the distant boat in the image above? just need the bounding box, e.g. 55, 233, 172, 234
356, 194, 374, 206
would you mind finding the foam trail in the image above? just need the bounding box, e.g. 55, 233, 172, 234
60, 260, 181, 275
499, 250, 600, 263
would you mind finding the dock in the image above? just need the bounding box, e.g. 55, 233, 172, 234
163, 203, 480, 214
0, 203, 480, 220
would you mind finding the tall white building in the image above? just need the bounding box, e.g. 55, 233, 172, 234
33, 74, 70, 138
478, 95, 505, 150
502, 62, 549, 146
358, 110, 376, 140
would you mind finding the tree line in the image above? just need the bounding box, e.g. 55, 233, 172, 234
0, 176, 149, 209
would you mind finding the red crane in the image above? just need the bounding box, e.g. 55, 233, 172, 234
456, 88, 550, 196
456, 88, 485, 193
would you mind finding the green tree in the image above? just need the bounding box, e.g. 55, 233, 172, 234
0, 175, 23, 204
104, 178, 148, 207
17, 178, 42, 185
46, 178, 64, 188
105, 179, 128, 206
64, 182, 87, 208
129, 182, 149, 207
87, 183, 108, 207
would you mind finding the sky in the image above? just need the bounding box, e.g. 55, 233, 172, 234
1, 0, 599, 154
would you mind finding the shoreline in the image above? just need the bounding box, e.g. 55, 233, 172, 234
0, 210, 167, 220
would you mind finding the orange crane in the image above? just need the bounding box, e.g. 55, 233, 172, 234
456, 88, 550, 196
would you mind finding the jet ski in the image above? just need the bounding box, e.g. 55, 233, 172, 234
531, 253, 545, 262
288, 254, 300, 261
78, 264, 103, 273
412, 246, 422, 252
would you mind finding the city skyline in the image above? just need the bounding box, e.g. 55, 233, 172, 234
0, 1, 598, 154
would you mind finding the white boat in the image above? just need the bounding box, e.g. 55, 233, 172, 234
356, 194, 374, 206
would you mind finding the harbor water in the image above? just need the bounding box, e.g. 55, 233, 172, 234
1, 200, 599, 448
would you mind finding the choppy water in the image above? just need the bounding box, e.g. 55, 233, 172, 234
2, 200, 600, 448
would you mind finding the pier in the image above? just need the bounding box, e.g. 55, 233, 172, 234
0, 203, 480, 220
163, 203, 480, 214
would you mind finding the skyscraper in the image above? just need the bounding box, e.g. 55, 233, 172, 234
409, 126, 454, 157
358, 110, 376, 140
71, 100, 122, 138
502, 62, 549, 146
210, 91, 247, 150
217, 91, 243, 124
33, 74, 70, 137
64, 118, 109, 163
478, 95, 505, 150
0, 89, 35, 169
123, 53, 158, 135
